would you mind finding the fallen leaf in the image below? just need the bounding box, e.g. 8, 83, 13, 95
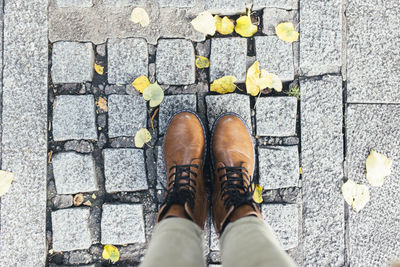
195, 56, 210, 69
143, 83, 164, 107
48, 150, 53, 164
94, 63, 104, 75
132, 75, 151, 94
96, 97, 108, 112
268, 72, 283, 92
135, 128, 152, 148
83, 200, 92, 206
92, 193, 97, 199
0, 170, 14, 197
299, 167, 303, 175
215, 15, 234, 35
341, 180, 370, 212
252, 184, 263, 203
103, 244, 120, 263
366, 149, 392, 187
275, 22, 299, 43
191, 11, 216, 36
235, 15, 257, 37
246, 61, 283, 96
73, 193, 84, 206
151, 108, 159, 130
130, 7, 150, 27
210, 76, 237, 94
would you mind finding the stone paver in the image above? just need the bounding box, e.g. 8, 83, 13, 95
299, 0, 342, 76
346, 104, 400, 266
300, 75, 344, 266
51, 41, 94, 83
205, 0, 247, 15
158, 0, 195, 7
102, 0, 143, 6
262, 8, 296, 35
205, 94, 251, 131
262, 204, 299, 250
53, 95, 97, 141
210, 38, 247, 83
55, 0, 93, 7
159, 95, 197, 135
156, 39, 195, 85
258, 146, 299, 190
101, 204, 146, 245
108, 38, 148, 84
253, 0, 298, 10
156, 146, 166, 189
256, 97, 297, 136
52, 152, 98, 194
210, 225, 219, 251
346, 1, 400, 103
108, 95, 147, 138
255, 36, 294, 82
104, 149, 148, 192
0, 2, 48, 264
52, 208, 91, 252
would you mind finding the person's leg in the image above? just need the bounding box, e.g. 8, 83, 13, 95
140, 217, 206, 267
220, 216, 297, 267
140, 111, 209, 267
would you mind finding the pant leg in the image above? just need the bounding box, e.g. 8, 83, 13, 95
220, 216, 298, 267
140, 217, 206, 267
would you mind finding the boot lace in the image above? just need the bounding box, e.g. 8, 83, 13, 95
218, 166, 255, 210
162, 164, 198, 210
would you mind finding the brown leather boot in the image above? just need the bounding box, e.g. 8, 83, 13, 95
211, 113, 262, 235
156, 111, 209, 229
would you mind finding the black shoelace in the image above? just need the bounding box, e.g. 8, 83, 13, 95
218, 166, 254, 210
163, 164, 198, 210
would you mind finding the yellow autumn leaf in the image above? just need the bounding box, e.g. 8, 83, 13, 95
143, 83, 164, 107
96, 97, 108, 112
341, 180, 370, 213
191, 11, 216, 36
210, 76, 237, 94
0, 170, 14, 197
246, 61, 262, 96
215, 15, 234, 35
195, 56, 210, 69
366, 149, 392, 187
94, 63, 104, 75
246, 61, 282, 95
235, 15, 257, 37
135, 128, 152, 148
102, 244, 120, 263
132, 75, 151, 93
130, 7, 150, 27
253, 184, 263, 203
268, 72, 283, 92
275, 22, 299, 43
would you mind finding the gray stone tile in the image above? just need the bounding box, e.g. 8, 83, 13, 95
258, 146, 299, 189
205, 0, 248, 15
0, 6, 48, 265
101, 204, 146, 245
346, 104, 400, 266
205, 94, 251, 131
210, 224, 219, 251
157, 0, 195, 7
299, 0, 341, 76
51, 41, 94, 83
255, 36, 294, 82
256, 97, 297, 136
346, 2, 400, 103
108, 38, 148, 84
262, 204, 298, 250
52, 152, 98, 194
300, 76, 344, 266
262, 8, 296, 35
53, 95, 97, 141
210, 38, 247, 83
104, 149, 148, 193
55, 0, 93, 7
52, 208, 91, 251
253, 0, 298, 10
108, 95, 147, 138
159, 95, 197, 135
156, 146, 166, 190
101, 0, 143, 6
156, 39, 195, 85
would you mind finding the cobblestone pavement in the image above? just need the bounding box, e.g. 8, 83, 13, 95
0, 0, 399, 266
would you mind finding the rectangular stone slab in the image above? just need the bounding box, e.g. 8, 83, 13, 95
346, 104, 400, 266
